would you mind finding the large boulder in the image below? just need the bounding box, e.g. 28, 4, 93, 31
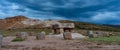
87, 31, 94, 38
36, 31, 46, 40
16, 32, 28, 40
63, 32, 72, 40
28, 32, 35, 36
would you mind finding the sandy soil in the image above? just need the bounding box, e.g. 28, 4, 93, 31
1, 35, 120, 50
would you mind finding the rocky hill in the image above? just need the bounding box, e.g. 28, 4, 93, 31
0, 16, 59, 30
0, 16, 119, 32
0, 15, 28, 30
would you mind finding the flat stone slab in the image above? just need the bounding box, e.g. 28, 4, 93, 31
50, 33, 86, 39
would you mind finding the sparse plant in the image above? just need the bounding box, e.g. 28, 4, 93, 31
12, 38, 25, 42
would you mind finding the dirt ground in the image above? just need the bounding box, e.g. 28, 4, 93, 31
1, 35, 120, 50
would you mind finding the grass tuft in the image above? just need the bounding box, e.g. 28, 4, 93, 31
12, 38, 25, 42
87, 36, 120, 44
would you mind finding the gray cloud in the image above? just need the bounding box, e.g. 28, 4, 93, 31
0, 0, 120, 24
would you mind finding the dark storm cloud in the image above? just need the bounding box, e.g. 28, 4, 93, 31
0, 0, 120, 24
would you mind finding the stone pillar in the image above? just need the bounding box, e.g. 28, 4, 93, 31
63, 31, 72, 40
87, 31, 94, 38
36, 31, 46, 40
52, 30, 55, 34
16, 32, 28, 40
0, 35, 3, 48
60, 28, 64, 34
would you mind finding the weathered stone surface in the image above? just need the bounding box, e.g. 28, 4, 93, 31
95, 31, 111, 37
0, 35, 3, 48
87, 31, 94, 38
16, 32, 28, 39
63, 32, 72, 40
28, 32, 35, 36
36, 31, 46, 40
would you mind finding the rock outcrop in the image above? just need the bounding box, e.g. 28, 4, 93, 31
0, 15, 28, 30
0, 15, 60, 30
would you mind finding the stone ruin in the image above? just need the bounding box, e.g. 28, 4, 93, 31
52, 23, 75, 34
36, 31, 46, 40
87, 31, 94, 38
16, 32, 28, 40
87, 30, 114, 38
51, 23, 87, 40
63, 31, 72, 40
28, 32, 35, 36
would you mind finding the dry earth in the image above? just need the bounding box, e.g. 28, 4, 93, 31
1, 35, 120, 50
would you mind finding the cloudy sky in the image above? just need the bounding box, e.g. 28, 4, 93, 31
0, 0, 120, 24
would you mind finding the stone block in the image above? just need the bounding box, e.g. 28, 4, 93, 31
63, 32, 72, 40
87, 31, 94, 38
16, 32, 28, 39
28, 32, 35, 36
36, 31, 46, 40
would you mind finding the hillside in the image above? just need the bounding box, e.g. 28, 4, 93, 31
103, 24, 120, 29
0, 15, 28, 30
0, 16, 120, 32
0, 16, 59, 30
59, 20, 120, 32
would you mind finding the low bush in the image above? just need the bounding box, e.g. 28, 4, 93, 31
12, 38, 25, 42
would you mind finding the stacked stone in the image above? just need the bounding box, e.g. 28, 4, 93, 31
36, 31, 46, 40
87, 31, 94, 38
63, 31, 72, 40
0, 35, 3, 48
16, 32, 28, 40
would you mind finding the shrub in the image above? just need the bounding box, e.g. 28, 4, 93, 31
12, 38, 25, 42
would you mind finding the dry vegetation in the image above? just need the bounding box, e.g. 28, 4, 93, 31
59, 20, 120, 32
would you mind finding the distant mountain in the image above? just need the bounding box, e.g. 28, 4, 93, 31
0, 16, 119, 32
103, 24, 120, 28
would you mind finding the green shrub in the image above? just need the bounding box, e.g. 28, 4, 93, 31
12, 38, 25, 42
